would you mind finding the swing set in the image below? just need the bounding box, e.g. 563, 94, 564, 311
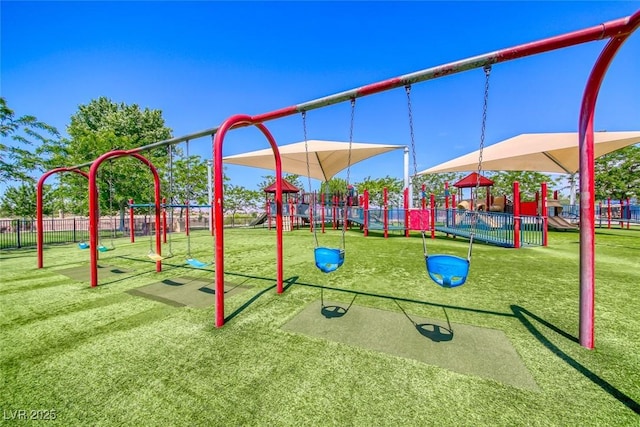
51, 10, 639, 349
208, 11, 639, 351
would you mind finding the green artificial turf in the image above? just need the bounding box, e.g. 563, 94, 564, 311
1, 226, 639, 426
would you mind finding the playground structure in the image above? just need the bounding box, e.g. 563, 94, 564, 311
33, 10, 640, 349
264, 175, 554, 248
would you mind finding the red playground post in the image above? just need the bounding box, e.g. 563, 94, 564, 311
513, 181, 521, 249
429, 194, 436, 239
541, 182, 548, 247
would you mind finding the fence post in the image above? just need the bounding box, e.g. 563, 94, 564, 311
16, 219, 21, 249
513, 182, 521, 249
162, 197, 167, 243
627, 197, 631, 229
129, 199, 135, 243
73, 218, 77, 242
363, 189, 369, 237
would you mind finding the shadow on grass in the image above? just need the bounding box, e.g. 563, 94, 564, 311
394, 300, 454, 342
224, 275, 300, 324
80, 254, 640, 413
512, 305, 639, 415
320, 287, 357, 319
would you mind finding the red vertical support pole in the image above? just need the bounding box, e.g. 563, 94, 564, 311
541, 182, 548, 247
213, 118, 284, 327
153, 180, 162, 273
363, 189, 369, 237
404, 187, 409, 237
185, 200, 191, 236
430, 193, 436, 239
162, 197, 167, 244
331, 195, 338, 230
607, 197, 611, 229
129, 199, 135, 243
451, 193, 457, 227
321, 192, 325, 233
36, 178, 45, 268
383, 187, 388, 238
214, 199, 215, 236
444, 182, 449, 210
513, 181, 521, 249
576, 27, 640, 349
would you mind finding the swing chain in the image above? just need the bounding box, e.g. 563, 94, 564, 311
405, 85, 419, 188
343, 98, 356, 249
166, 145, 174, 257
108, 159, 116, 248
406, 85, 429, 257
477, 65, 491, 180
470, 64, 492, 258
346, 98, 355, 188
185, 140, 192, 258
302, 111, 320, 247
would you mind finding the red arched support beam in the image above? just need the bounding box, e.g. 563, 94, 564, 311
578, 9, 640, 349
213, 115, 283, 328
89, 150, 162, 287
37, 168, 89, 268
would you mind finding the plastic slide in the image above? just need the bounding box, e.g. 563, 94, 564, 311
547, 216, 578, 231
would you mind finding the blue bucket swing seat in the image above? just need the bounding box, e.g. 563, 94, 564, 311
406, 66, 491, 289
425, 253, 470, 288
314, 247, 345, 274
302, 100, 356, 274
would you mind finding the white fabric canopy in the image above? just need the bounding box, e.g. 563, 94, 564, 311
223, 140, 405, 182
418, 131, 640, 175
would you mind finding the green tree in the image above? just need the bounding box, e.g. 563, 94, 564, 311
0, 182, 55, 218
0, 97, 60, 184
595, 145, 640, 201
412, 172, 463, 203
355, 175, 404, 207
488, 171, 558, 201
42, 97, 173, 215
165, 154, 212, 219
319, 177, 349, 196
224, 185, 262, 226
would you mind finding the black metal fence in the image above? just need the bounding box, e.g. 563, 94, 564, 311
0, 214, 221, 250
1, 218, 92, 249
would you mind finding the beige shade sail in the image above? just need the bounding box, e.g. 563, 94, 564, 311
222, 140, 405, 182
418, 131, 640, 175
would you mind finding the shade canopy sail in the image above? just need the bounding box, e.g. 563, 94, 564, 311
223, 140, 405, 182
418, 131, 640, 175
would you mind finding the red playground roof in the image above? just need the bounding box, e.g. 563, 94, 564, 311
453, 172, 494, 188
263, 179, 301, 193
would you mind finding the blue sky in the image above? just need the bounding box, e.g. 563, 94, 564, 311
2, 1, 639, 193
